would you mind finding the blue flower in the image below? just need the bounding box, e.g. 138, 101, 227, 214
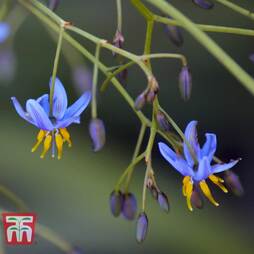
11, 77, 91, 159
0, 22, 10, 44
158, 120, 239, 211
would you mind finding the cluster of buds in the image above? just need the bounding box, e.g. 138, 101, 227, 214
134, 76, 159, 110
109, 191, 137, 220
192, 0, 214, 9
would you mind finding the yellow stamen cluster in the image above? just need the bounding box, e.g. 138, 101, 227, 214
182, 174, 228, 211
31, 128, 72, 159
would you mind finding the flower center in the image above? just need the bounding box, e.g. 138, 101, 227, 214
31, 128, 72, 159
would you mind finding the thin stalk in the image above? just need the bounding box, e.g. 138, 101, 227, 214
116, 0, 122, 31
144, 20, 154, 69
214, 0, 254, 21
154, 15, 254, 37
91, 44, 101, 119
146, 0, 254, 96
49, 24, 64, 117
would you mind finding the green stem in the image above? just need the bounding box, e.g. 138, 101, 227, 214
49, 24, 64, 117
92, 44, 101, 119
125, 123, 147, 192
144, 20, 154, 68
215, 0, 254, 21
154, 15, 254, 37
141, 53, 187, 66
146, 0, 254, 96
131, 0, 154, 20
116, 0, 122, 31
100, 61, 135, 92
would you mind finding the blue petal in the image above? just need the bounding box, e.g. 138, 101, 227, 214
50, 77, 68, 120
158, 142, 192, 176
26, 99, 54, 131
0, 22, 10, 43
193, 156, 211, 181
55, 116, 80, 129
183, 120, 201, 167
63, 91, 91, 119
11, 97, 34, 124
212, 160, 239, 174
201, 133, 217, 162
36, 94, 50, 115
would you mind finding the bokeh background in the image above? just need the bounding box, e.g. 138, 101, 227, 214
0, 0, 254, 253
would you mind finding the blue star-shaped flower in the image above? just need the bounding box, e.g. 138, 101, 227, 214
11, 77, 91, 159
0, 22, 10, 44
158, 120, 239, 211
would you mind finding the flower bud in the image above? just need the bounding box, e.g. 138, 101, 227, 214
48, 0, 60, 11
156, 111, 171, 132
134, 92, 146, 111
136, 212, 148, 243
122, 193, 137, 220
72, 66, 92, 93
113, 30, 124, 56
158, 192, 170, 213
109, 191, 124, 217
192, 0, 214, 9
164, 24, 183, 47
191, 188, 204, 209
149, 186, 158, 200
89, 118, 106, 152
224, 171, 244, 197
179, 66, 192, 101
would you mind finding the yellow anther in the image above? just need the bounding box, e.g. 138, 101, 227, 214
199, 180, 219, 207
185, 178, 193, 212
60, 128, 72, 147
55, 133, 64, 160
209, 175, 228, 193
40, 134, 52, 159
31, 130, 46, 152
182, 176, 191, 197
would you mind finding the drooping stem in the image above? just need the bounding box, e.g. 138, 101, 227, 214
49, 23, 64, 117
91, 44, 101, 119
214, 0, 254, 21
116, 0, 122, 31
145, 0, 254, 96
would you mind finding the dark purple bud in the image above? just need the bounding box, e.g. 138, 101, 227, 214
158, 192, 170, 213
249, 54, 254, 63
69, 247, 85, 254
48, 0, 60, 11
146, 90, 156, 104
122, 193, 137, 220
156, 111, 171, 132
149, 186, 158, 200
164, 24, 183, 47
134, 92, 146, 111
136, 212, 148, 243
191, 188, 204, 209
72, 66, 92, 93
109, 191, 124, 217
113, 29, 124, 56
224, 171, 244, 197
179, 66, 192, 101
192, 0, 214, 9
89, 118, 106, 152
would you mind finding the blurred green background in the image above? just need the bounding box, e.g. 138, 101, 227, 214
0, 0, 254, 253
